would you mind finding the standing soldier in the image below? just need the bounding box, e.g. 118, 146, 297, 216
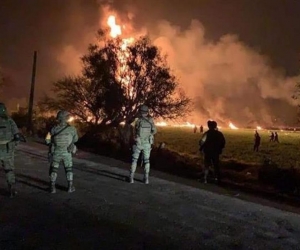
253, 130, 261, 152
129, 105, 157, 184
0, 103, 21, 197
45, 110, 78, 193
199, 120, 225, 184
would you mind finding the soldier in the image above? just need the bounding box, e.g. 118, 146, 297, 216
253, 130, 261, 152
129, 105, 157, 184
199, 120, 225, 184
45, 110, 78, 193
0, 102, 21, 197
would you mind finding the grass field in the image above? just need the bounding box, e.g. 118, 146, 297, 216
154, 127, 300, 168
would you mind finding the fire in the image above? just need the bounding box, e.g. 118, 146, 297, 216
256, 126, 262, 130
107, 16, 121, 38
229, 122, 238, 130
155, 121, 168, 126
106, 15, 134, 98
177, 122, 196, 128
155, 121, 197, 128
68, 116, 74, 122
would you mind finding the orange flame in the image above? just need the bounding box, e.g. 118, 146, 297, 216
229, 122, 238, 129
155, 121, 168, 126
107, 16, 121, 38
106, 15, 134, 98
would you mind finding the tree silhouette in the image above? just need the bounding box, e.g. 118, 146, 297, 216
40, 30, 190, 126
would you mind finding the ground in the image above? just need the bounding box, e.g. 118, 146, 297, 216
155, 127, 300, 168
1, 142, 300, 250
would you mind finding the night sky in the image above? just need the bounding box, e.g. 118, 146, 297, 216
0, 0, 299, 125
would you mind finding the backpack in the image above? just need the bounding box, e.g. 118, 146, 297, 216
0, 118, 14, 145
135, 117, 154, 144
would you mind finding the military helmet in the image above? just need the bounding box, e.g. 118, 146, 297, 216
139, 105, 149, 114
207, 120, 217, 129
56, 110, 70, 121
207, 120, 213, 128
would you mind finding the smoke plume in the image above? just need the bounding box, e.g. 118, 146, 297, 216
150, 20, 298, 126
1, 0, 298, 126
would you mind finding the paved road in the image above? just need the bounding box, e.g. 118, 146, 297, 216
0, 143, 300, 250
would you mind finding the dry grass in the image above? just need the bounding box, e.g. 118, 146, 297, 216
154, 127, 300, 168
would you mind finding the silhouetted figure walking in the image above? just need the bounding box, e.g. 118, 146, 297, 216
200, 125, 203, 133
274, 132, 279, 143
269, 132, 274, 142
193, 125, 197, 133
253, 130, 261, 152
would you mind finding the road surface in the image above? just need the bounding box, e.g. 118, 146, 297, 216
0, 142, 300, 250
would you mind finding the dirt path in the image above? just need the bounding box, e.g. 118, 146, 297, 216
0, 143, 300, 249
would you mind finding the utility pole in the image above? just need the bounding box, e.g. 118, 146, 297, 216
27, 51, 37, 134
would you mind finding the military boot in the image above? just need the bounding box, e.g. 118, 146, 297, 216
144, 174, 149, 184
8, 184, 17, 198
50, 181, 56, 193
49, 172, 57, 193
67, 181, 75, 193
129, 173, 134, 184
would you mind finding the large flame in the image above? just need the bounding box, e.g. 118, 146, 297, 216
155, 121, 168, 126
229, 122, 238, 129
107, 15, 134, 98
107, 16, 121, 38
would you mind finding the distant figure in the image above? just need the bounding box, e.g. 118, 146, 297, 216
274, 132, 279, 143
269, 132, 274, 142
193, 125, 197, 133
199, 120, 226, 184
200, 125, 204, 133
253, 130, 261, 152
158, 142, 166, 150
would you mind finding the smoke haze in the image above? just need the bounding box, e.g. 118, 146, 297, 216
0, 0, 299, 126
151, 20, 298, 126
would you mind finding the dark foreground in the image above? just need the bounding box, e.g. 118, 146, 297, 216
0, 143, 300, 250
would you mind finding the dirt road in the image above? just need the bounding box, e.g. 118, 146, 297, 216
0, 142, 300, 250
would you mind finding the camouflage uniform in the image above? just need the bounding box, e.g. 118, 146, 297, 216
0, 103, 20, 197
199, 120, 225, 183
45, 110, 78, 193
129, 105, 157, 184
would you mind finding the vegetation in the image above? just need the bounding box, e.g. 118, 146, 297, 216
154, 127, 300, 168
40, 31, 190, 127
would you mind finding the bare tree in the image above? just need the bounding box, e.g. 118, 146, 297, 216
39, 76, 108, 125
